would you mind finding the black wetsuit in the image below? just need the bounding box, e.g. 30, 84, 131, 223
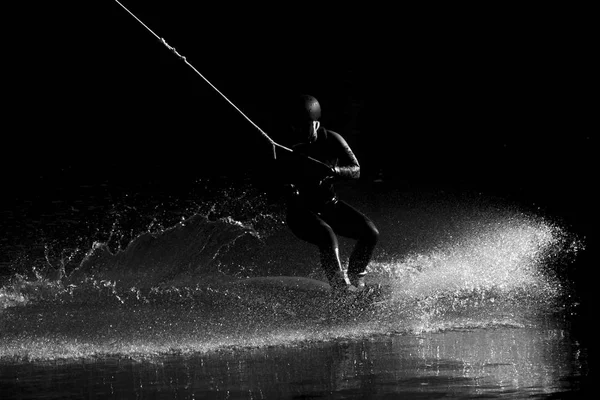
282, 127, 379, 284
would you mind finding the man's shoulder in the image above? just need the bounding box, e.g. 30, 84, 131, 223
321, 128, 351, 149
321, 127, 344, 142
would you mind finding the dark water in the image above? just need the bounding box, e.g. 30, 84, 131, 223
0, 323, 586, 399
0, 176, 591, 398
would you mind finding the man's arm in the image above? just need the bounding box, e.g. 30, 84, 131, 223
330, 131, 360, 179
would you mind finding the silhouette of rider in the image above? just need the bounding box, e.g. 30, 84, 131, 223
280, 95, 379, 294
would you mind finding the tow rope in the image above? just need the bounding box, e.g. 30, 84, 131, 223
114, 0, 290, 158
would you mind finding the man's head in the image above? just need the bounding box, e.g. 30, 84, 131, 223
289, 94, 321, 143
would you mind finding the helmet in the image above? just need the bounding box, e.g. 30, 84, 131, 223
301, 95, 321, 121
290, 94, 321, 123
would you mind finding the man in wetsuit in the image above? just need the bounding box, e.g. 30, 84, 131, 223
280, 95, 379, 294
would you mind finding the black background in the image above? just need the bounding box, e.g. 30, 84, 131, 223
6, 3, 591, 180
4, 2, 594, 261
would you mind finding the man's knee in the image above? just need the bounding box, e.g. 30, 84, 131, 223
364, 220, 379, 247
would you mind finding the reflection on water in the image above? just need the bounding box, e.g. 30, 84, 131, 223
1, 316, 586, 399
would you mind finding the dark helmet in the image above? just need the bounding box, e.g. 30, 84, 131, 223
301, 95, 321, 121
290, 94, 321, 123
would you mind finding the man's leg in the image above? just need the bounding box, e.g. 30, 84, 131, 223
318, 246, 348, 290
322, 201, 379, 288
287, 206, 348, 289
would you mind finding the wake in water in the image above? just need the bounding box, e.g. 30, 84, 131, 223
0, 184, 583, 362
368, 210, 575, 333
